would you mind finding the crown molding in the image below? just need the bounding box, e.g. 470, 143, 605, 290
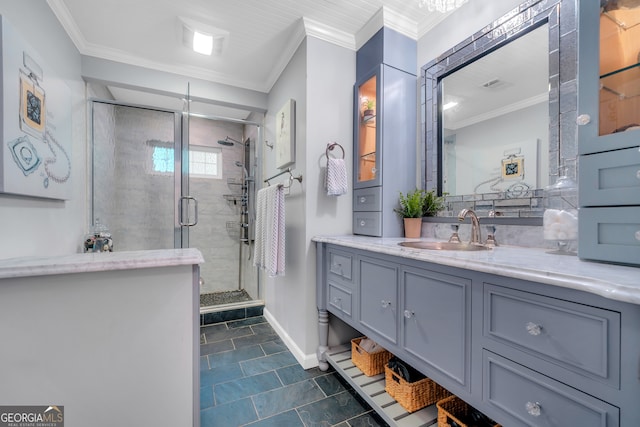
303, 17, 355, 50
356, 6, 418, 50
46, 0, 87, 52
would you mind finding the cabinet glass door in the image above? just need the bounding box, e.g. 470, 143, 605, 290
579, 3, 640, 154
599, 4, 640, 136
355, 72, 380, 187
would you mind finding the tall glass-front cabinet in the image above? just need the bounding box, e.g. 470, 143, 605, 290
353, 28, 417, 237
577, 1, 640, 265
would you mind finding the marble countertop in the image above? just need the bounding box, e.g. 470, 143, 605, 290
313, 235, 640, 305
0, 248, 204, 280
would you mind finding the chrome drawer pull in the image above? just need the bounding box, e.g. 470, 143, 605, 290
333, 297, 341, 305
636, 170, 640, 180
635, 231, 640, 241
360, 220, 366, 227
526, 322, 542, 336
404, 310, 414, 319
525, 401, 542, 417
381, 300, 391, 308
360, 196, 367, 203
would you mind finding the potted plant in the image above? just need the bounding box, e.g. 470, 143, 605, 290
394, 189, 426, 238
423, 190, 445, 217
363, 99, 375, 121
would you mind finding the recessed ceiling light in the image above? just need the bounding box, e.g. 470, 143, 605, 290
179, 16, 228, 56
193, 30, 213, 55
443, 101, 458, 111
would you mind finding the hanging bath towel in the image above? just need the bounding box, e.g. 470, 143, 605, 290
326, 157, 348, 196
253, 185, 286, 276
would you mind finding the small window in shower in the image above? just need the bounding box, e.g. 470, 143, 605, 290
150, 142, 221, 179
189, 145, 221, 179
152, 145, 175, 173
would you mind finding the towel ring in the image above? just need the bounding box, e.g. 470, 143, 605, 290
326, 142, 345, 159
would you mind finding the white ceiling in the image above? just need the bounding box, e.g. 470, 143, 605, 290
47, 0, 456, 117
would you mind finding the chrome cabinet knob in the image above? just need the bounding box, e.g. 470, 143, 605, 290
525, 401, 542, 417
404, 310, 414, 319
635, 231, 640, 241
381, 300, 391, 308
526, 322, 542, 336
636, 170, 640, 180
576, 114, 591, 125
360, 220, 366, 227
360, 196, 367, 203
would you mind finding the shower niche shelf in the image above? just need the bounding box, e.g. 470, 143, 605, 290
223, 194, 243, 203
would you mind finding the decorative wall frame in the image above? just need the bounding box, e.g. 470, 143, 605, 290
0, 16, 72, 200
275, 99, 295, 169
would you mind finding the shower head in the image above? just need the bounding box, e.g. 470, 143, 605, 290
217, 136, 242, 146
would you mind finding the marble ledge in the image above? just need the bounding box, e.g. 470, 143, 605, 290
313, 235, 640, 305
0, 248, 204, 280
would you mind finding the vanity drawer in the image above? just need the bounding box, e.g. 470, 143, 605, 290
353, 211, 382, 237
327, 248, 353, 282
483, 351, 619, 427
484, 284, 620, 388
328, 283, 353, 319
353, 187, 382, 212
579, 147, 640, 207
578, 206, 640, 266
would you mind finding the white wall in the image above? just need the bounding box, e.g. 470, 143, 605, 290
263, 36, 355, 368
0, 3, 86, 259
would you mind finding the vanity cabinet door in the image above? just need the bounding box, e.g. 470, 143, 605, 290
401, 266, 471, 389
358, 255, 398, 345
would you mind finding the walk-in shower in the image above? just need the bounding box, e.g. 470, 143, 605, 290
90, 99, 261, 313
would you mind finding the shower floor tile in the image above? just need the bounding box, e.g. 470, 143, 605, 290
200, 315, 388, 427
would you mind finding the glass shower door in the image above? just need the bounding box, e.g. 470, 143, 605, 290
91, 102, 182, 251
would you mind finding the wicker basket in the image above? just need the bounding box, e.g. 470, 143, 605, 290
351, 337, 392, 376
384, 365, 452, 413
437, 395, 501, 427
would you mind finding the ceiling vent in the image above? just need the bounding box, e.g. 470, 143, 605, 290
482, 78, 504, 88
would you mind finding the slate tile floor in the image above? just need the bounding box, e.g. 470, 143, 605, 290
200, 316, 390, 427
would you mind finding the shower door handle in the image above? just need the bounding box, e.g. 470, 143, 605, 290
179, 196, 198, 226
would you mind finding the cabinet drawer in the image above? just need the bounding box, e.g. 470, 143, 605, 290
484, 351, 619, 427
353, 187, 382, 212
578, 206, 640, 266
484, 284, 620, 388
580, 147, 640, 207
327, 248, 353, 282
353, 211, 382, 237
328, 283, 352, 319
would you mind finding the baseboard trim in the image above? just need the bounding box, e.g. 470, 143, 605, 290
263, 307, 319, 370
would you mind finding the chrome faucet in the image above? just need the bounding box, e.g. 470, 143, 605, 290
458, 208, 481, 244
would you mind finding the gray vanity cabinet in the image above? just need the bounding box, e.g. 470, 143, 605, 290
316, 242, 640, 426
577, 2, 640, 265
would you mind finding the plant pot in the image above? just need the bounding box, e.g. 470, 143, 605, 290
403, 218, 422, 238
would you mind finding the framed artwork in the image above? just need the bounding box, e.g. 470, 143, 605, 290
0, 16, 72, 200
275, 99, 295, 169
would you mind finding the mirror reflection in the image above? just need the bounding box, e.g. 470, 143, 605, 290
441, 24, 549, 197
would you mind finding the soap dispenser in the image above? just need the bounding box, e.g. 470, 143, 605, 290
543, 161, 578, 254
